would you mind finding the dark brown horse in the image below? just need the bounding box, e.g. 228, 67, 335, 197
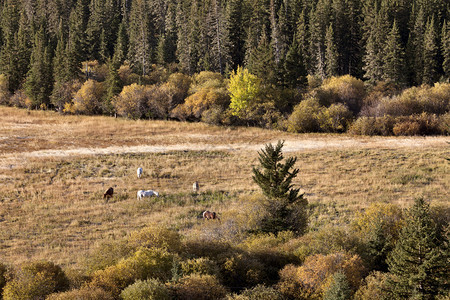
202, 210, 220, 221
103, 187, 114, 200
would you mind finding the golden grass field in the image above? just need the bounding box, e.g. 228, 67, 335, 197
0, 106, 449, 269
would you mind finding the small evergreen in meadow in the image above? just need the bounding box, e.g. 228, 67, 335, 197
252, 140, 308, 235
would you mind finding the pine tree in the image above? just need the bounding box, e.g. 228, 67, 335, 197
226, 0, 245, 70
325, 23, 338, 77
408, 7, 426, 85
24, 26, 53, 109
382, 20, 405, 85
112, 20, 128, 65
323, 271, 352, 300
104, 58, 122, 115
387, 198, 449, 299
422, 16, 439, 85
283, 35, 307, 89
252, 140, 308, 234
247, 29, 277, 85
0, 0, 22, 92
442, 20, 450, 80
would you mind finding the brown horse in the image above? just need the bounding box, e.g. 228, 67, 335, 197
103, 187, 114, 200
202, 210, 220, 221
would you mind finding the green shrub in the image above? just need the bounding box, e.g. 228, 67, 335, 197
3, 261, 69, 300
46, 287, 114, 300
319, 75, 366, 113
349, 116, 396, 136
169, 274, 227, 300
287, 97, 321, 133
83, 239, 132, 273
0, 262, 8, 293
439, 112, 450, 134
0, 73, 10, 105
120, 279, 170, 300
127, 225, 182, 253
317, 103, 353, 132
227, 284, 283, 299
181, 257, 220, 277
89, 247, 175, 297
353, 271, 391, 300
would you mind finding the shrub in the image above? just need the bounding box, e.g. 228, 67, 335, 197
277, 252, 366, 299
353, 271, 391, 300
112, 83, 147, 119
169, 274, 227, 300
145, 84, 172, 119
8, 90, 31, 109
2, 261, 69, 300
46, 287, 114, 300
127, 226, 182, 253
349, 116, 396, 136
171, 73, 229, 121
72, 79, 105, 115
180, 257, 221, 277
83, 239, 132, 273
227, 284, 283, 300
164, 72, 192, 109
317, 103, 353, 132
439, 112, 450, 134
0, 73, 10, 105
121, 279, 171, 300
0, 262, 7, 292
287, 97, 322, 133
51, 80, 82, 113
221, 252, 268, 288
392, 113, 441, 136
319, 75, 366, 113
323, 271, 352, 300
89, 247, 175, 297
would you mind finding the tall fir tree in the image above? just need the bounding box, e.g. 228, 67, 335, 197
24, 26, 53, 109
408, 7, 426, 85
247, 29, 277, 85
128, 0, 155, 76
382, 20, 405, 85
226, 0, 246, 70
283, 34, 307, 90
325, 23, 338, 77
0, 0, 22, 92
442, 20, 450, 80
422, 16, 439, 85
362, 4, 389, 84
387, 198, 449, 299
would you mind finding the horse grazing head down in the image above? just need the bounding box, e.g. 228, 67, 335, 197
202, 210, 219, 220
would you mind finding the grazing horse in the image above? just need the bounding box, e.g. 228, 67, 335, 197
137, 167, 143, 178
193, 181, 199, 192
202, 210, 220, 221
103, 187, 114, 200
137, 189, 159, 200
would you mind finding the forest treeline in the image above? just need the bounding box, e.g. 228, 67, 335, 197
0, 0, 449, 135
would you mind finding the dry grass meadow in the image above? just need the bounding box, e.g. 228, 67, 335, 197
0, 106, 449, 269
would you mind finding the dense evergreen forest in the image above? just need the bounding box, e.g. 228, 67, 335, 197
0, 0, 449, 134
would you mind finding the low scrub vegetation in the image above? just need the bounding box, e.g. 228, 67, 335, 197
0, 110, 448, 299
2, 70, 449, 135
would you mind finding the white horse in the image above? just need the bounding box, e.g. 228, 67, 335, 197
137, 189, 159, 200
137, 167, 143, 178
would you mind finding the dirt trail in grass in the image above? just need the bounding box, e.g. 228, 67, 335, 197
2, 135, 448, 169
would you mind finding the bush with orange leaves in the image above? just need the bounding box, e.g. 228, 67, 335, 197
278, 252, 366, 300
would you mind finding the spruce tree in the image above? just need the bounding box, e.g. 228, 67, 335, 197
24, 26, 53, 109
422, 16, 439, 85
247, 29, 277, 85
226, 0, 245, 70
382, 20, 405, 85
323, 271, 352, 300
325, 23, 338, 77
252, 140, 308, 234
283, 35, 307, 90
442, 20, 450, 80
387, 198, 448, 299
